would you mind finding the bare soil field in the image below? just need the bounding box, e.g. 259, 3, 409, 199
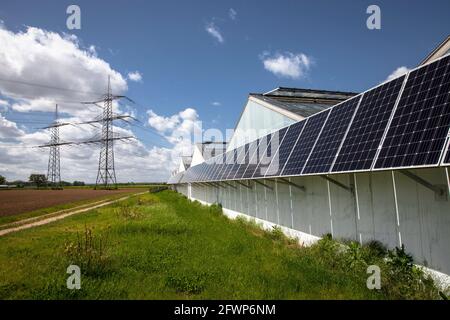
0, 189, 138, 217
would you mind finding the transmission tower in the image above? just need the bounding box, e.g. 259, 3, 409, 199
94, 76, 117, 189
47, 104, 61, 189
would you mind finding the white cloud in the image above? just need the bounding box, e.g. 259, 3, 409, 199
229, 8, 237, 20
261, 52, 312, 79
0, 99, 9, 112
0, 26, 127, 117
211, 101, 221, 106
128, 71, 142, 82
147, 107, 202, 167
205, 22, 224, 44
385, 66, 409, 82
0, 113, 24, 140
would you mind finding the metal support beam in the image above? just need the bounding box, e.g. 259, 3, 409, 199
400, 170, 447, 200
321, 175, 353, 193
254, 179, 273, 190
235, 180, 252, 189
220, 181, 237, 189
202, 182, 219, 189
277, 178, 306, 192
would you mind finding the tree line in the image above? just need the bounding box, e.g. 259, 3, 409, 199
0, 174, 85, 188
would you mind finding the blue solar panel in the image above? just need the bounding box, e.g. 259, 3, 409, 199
303, 96, 361, 174
265, 120, 307, 177
198, 159, 213, 181
218, 149, 237, 180
374, 55, 450, 169
331, 75, 406, 173
281, 109, 330, 176
209, 153, 226, 181
223, 144, 246, 180
233, 139, 259, 180
252, 127, 289, 178
242, 135, 273, 179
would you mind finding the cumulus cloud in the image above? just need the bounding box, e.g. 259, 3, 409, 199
261, 52, 312, 79
205, 22, 224, 43
127, 71, 142, 82
0, 113, 24, 140
0, 26, 127, 117
147, 107, 202, 166
385, 66, 409, 82
229, 8, 237, 20
211, 101, 221, 106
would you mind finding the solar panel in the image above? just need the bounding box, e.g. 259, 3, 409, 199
216, 149, 234, 180
444, 141, 450, 165
303, 96, 361, 174
205, 159, 219, 181
209, 153, 226, 181
252, 127, 289, 178
265, 120, 307, 177
224, 144, 246, 180
374, 55, 450, 169
198, 160, 213, 181
443, 142, 450, 165
242, 135, 273, 179
233, 140, 259, 179
331, 76, 406, 173
281, 109, 330, 176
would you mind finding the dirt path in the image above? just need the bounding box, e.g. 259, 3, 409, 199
0, 191, 147, 237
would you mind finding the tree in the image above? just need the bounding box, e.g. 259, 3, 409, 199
73, 181, 85, 186
0, 175, 6, 185
29, 174, 47, 188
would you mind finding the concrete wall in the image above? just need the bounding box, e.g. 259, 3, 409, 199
182, 167, 450, 275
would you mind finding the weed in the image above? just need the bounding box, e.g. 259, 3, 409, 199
115, 204, 143, 220
63, 225, 111, 276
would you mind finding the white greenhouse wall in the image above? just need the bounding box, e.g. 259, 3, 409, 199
227, 100, 296, 151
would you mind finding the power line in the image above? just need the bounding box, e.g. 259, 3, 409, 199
0, 77, 104, 96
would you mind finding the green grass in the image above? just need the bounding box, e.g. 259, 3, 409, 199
0, 191, 441, 299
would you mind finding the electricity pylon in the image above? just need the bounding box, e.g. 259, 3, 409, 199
95, 77, 117, 189
47, 104, 61, 189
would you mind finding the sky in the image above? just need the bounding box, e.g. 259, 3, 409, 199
0, 0, 449, 183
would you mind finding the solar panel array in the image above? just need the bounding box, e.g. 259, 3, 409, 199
302, 96, 361, 174
173, 54, 450, 184
265, 120, 307, 177
331, 75, 406, 172
281, 109, 330, 176
253, 127, 289, 178
374, 54, 450, 169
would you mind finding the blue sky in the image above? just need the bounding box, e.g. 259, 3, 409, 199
0, 0, 449, 181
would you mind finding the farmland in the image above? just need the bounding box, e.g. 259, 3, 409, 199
0, 189, 139, 218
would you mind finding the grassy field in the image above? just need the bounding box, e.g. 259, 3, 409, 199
0, 190, 441, 299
